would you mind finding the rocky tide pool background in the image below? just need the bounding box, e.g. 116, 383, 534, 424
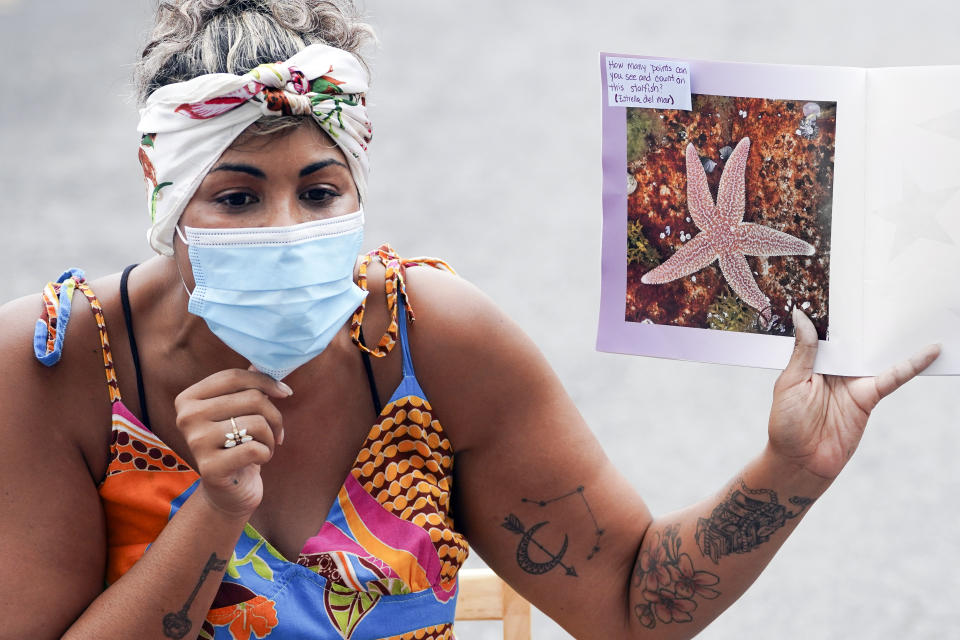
1, 1, 958, 639
626, 96, 835, 339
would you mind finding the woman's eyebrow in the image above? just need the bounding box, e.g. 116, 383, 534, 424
300, 159, 349, 177
209, 163, 266, 178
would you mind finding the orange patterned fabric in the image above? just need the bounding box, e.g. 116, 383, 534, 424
100, 403, 200, 585
206, 595, 281, 640
352, 395, 468, 583
350, 243, 455, 358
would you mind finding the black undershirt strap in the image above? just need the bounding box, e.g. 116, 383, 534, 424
120, 264, 152, 430
358, 327, 382, 416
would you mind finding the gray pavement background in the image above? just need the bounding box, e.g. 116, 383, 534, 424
1, 1, 958, 638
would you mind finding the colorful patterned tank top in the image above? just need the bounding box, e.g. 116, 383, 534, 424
35, 245, 470, 639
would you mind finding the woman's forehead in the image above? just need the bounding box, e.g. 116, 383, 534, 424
218, 121, 347, 167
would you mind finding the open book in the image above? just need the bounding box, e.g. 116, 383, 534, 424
596, 54, 959, 375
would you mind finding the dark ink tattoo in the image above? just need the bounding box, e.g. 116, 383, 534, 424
632, 524, 719, 629
162, 552, 228, 638
502, 514, 578, 577
695, 480, 813, 563
521, 485, 605, 559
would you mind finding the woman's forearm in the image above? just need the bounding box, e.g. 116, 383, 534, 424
63, 486, 249, 640
625, 446, 831, 638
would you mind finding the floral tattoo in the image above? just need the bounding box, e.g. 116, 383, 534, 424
632, 524, 720, 629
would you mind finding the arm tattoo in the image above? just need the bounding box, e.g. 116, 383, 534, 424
695, 479, 813, 563
632, 524, 720, 629
500, 485, 606, 578
502, 514, 578, 577
162, 553, 228, 639
521, 485, 605, 559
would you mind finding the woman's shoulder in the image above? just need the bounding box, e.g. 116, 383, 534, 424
0, 271, 125, 477
0, 271, 124, 387
358, 245, 501, 352
0, 279, 115, 632
362, 247, 537, 450
0, 288, 100, 397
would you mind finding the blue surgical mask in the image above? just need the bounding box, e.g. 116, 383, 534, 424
177, 210, 368, 380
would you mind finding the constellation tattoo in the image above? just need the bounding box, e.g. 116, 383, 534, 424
695, 480, 813, 564
521, 485, 606, 559
162, 552, 228, 638
502, 514, 578, 577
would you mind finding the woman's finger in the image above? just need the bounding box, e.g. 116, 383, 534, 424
176, 368, 293, 405
775, 308, 820, 390
193, 416, 276, 475
873, 344, 941, 401
185, 389, 284, 443
185, 414, 274, 458
219, 414, 276, 452
199, 438, 273, 484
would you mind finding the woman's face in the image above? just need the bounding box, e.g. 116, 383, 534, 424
178, 121, 359, 231
174, 121, 360, 288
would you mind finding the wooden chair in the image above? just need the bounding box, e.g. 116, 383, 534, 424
455, 568, 531, 639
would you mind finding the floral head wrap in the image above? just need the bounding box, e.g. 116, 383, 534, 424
137, 43, 372, 256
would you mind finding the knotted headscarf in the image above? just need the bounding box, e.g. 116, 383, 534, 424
137, 43, 372, 256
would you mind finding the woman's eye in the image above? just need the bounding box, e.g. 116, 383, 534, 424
216, 192, 258, 208
301, 188, 338, 204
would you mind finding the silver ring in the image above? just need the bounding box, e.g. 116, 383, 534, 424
223, 416, 253, 448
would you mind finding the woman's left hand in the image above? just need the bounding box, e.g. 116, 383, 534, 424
767, 309, 940, 481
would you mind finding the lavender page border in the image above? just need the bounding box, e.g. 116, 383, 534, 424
596, 53, 859, 371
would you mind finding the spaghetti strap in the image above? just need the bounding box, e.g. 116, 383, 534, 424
387, 292, 426, 404
34, 268, 121, 403
349, 243, 454, 358
120, 265, 152, 429
396, 293, 416, 380
349, 243, 451, 403
357, 327, 382, 416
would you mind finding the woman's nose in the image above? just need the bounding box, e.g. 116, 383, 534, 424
272, 196, 304, 226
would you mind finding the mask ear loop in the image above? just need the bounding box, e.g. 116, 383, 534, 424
174, 225, 194, 297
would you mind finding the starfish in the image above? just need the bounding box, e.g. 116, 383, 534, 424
640, 137, 815, 327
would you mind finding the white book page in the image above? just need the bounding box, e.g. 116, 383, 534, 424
813, 66, 868, 374
863, 67, 960, 375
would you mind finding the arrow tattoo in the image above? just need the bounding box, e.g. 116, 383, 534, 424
502, 514, 578, 577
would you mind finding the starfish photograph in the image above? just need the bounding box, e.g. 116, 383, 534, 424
624, 95, 835, 338
640, 137, 815, 327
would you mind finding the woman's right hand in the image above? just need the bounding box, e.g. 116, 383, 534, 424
174, 368, 292, 517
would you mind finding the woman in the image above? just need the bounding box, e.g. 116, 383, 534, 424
0, 1, 940, 638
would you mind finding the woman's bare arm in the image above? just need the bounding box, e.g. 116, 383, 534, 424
0, 294, 282, 639
0, 294, 112, 637
405, 267, 937, 639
